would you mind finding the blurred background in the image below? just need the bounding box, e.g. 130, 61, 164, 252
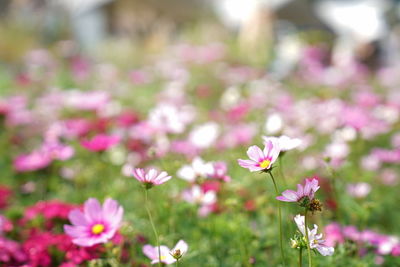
2, 0, 400, 74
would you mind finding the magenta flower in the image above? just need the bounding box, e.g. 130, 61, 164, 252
64, 198, 123, 247
277, 178, 320, 203
237, 139, 280, 172
324, 223, 345, 247
80, 134, 120, 152
13, 151, 52, 172
132, 168, 172, 188
143, 240, 188, 265
13, 141, 74, 172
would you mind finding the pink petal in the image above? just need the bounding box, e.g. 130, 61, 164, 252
68, 210, 88, 226
84, 198, 103, 222
238, 159, 261, 172
280, 190, 299, 202
143, 245, 157, 260
247, 146, 264, 162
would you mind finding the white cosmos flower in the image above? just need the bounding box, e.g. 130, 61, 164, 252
294, 215, 334, 256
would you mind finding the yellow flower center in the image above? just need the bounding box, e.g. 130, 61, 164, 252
259, 159, 271, 169
91, 224, 105, 235
160, 255, 166, 261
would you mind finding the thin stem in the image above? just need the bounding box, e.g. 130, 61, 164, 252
278, 156, 287, 187
299, 248, 303, 267
268, 171, 285, 265
304, 209, 313, 267
176, 259, 179, 267
145, 189, 162, 267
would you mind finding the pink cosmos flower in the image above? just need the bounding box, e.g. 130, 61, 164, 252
13, 141, 74, 172
13, 151, 52, 172
132, 168, 172, 188
143, 240, 188, 265
41, 142, 75, 161
64, 198, 123, 247
324, 223, 345, 247
182, 185, 217, 217
294, 214, 334, 256
182, 185, 217, 206
80, 134, 120, 152
277, 178, 320, 203
237, 139, 280, 172
209, 162, 231, 182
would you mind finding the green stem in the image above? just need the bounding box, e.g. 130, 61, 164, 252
145, 189, 162, 267
304, 209, 313, 267
299, 248, 303, 267
268, 171, 285, 265
278, 156, 287, 188
176, 259, 179, 267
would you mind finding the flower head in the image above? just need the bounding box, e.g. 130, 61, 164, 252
64, 198, 123, 247
294, 214, 334, 256
80, 134, 120, 152
277, 178, 320, 203
237, 139, 280, 172
132, 168, 172, 188
346, 182, 371, 198
263, 135, 302, 151
143, 240, 188, 265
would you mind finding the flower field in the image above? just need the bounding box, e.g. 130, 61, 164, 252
0, 39, 400, 267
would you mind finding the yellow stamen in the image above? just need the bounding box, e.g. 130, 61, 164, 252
259, 159, 271, 169
91, 224, 105, 235
160, 255, 166, 260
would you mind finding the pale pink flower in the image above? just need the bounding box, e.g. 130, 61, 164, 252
143, 240, 188, 265
132, 168, 171, 187
64, 90, 109, 111
182, 185, 216, 206
64, 198, 123, 247
237, 139, 280, 172
346, 183, 371, 198
294, 214, 334, 256
182, 185, 217, 217
277, 178, 320, 202
148, 104, 194, 134
209, 162, 231, 182
41, 142, 75, 161
380, 169, 398, 185
218, 124, 257, 149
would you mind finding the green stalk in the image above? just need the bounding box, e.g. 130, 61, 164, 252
145, 189, 162, 267
268, 171, 285, 265
304, 209, 313, 267
299, 248, 303, 267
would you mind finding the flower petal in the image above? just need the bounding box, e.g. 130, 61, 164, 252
247, 146, 264, 162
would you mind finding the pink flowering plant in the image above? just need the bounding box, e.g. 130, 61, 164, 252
2, 27, 400, 267
64, 198, 123, 247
